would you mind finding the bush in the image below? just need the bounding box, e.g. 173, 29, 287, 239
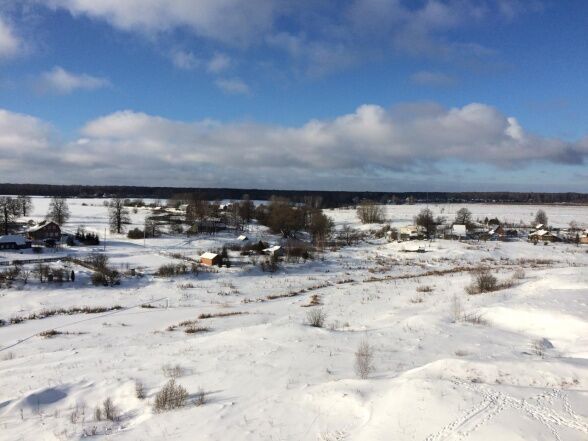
127, 228, 144, 239
91, 269, 121, 287
135, 380, 146, 399
102, 397, 119, 421
357, 201, 385, 224
153, 379, 188, 413
306, 308, 326, 328
466, 270, 498, 294
354, 338, 375, 379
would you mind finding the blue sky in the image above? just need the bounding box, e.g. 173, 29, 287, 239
0, 0, 587, 191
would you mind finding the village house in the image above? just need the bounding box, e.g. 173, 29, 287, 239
200, 252, 220, 266
528, 229, 559, 243
399, 225, 425, 241
452, 224, 467, 239
0, 235, 31, 251
27, 221, 61, 241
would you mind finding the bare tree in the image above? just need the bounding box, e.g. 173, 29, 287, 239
46, 197, 70, 225
454, 207, 473, 228
0, 197, 19, 235
534, 209, 548, 227
238, 194, 254, 224
108, 198, 131, 234
415, 208, 436, 238
16, 195, 33, 217
357, 200, 385, 224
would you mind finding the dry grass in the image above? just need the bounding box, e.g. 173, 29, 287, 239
197, 311, 245, 319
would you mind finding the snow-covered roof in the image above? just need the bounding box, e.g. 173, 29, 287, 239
402, 243, 425, 252
452, 224, 467, 236
237, 235, 248, 241
534, 224, 545, 230
28, 221, 58, 233
200, 252, 219, 260
530, 229, 556, 237
0, 235, 27, 245
263, 245, 282, 253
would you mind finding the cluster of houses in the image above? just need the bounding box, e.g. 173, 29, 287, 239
198, 235, 284, 266
396, 221, 588, 244
0, 221, 62, 251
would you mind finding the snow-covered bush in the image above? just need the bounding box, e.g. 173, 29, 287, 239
306, 308, 326, 328
153, 380, 188, 413
354, 339, 375, 379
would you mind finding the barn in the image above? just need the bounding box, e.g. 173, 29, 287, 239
200, 252, 220, 266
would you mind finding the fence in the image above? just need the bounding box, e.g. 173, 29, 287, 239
0, 255, 74, 267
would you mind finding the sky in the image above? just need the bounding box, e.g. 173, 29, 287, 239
0, 0, 587, 192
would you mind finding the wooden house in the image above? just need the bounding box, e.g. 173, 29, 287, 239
200, 252, 220, 266
27, 221, 61, 241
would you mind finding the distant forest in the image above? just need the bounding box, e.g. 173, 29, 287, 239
1, 183, 587, 207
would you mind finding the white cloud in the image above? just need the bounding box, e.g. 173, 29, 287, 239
36, 66, 110, 94
36, 1, 539, 76
214, 77, 250, 95
207, 52, 231, 73
3, 100, 585, 189
41, 0, 277, 45
0, 16, 22, 59
410, 70, 456, 87
170, 50, 201, 70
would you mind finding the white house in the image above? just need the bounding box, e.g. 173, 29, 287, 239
452, 224, 467, 238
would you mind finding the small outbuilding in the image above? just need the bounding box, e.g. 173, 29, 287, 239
200, 252, 220, 266
262, 245, 283, 256
237, 235, 248, 241
452, 224, 467, 239
0, 235, 31, 250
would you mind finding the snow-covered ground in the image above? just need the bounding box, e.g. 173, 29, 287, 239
1, 198, 588, 440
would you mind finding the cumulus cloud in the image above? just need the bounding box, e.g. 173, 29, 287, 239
410, 70, 456, 87
41, 0, 277, 45
35, 66, 110, 94
214, 77, 250, 95
0, 16, 22, 59
1, 100, 584, 188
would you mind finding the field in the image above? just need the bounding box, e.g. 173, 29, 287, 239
1, 198, 588, 440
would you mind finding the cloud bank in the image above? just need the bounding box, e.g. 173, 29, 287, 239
1, 101, 586, 189
36, 0, 540, 75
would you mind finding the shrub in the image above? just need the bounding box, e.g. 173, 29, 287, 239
184, 325, 210, 334
466, 270, 498, 294
162, 364, 183, 379
194, 388, 206, 406
135, 380, 146, 399
354, 339, 375, 379
357, 201, 385, 224
102, 397, 119, 421
153, 379, 188, 413
306, 308, 326, 328
91, 269, 121, 287
127, 228, 144, 239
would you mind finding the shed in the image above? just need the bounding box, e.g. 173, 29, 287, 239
200, 252, 220, 266
237, 235, 248, 241
262, 245, 283, 256
0, 235, 31, 250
